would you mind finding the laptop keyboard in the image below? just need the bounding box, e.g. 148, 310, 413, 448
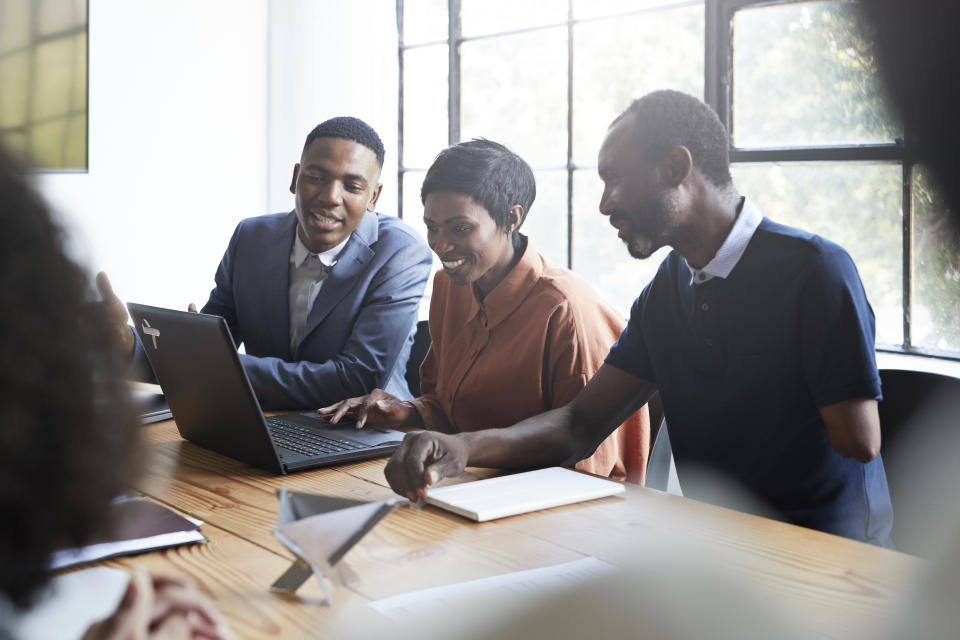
266, 418, 368, 457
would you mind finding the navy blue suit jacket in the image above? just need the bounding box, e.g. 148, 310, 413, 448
135, 210, 432, 409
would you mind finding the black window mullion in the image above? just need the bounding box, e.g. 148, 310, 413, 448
730, 144, 901, 163
704, 0, 726, 120
901, 144, 913, 349
448, 0, 461, 146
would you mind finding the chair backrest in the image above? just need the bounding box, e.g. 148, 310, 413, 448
878, 367, 960, 555
879, 369, 956, 453
405, 320, 431, 397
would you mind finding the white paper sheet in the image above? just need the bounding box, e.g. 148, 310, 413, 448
49, 528, 206, 570
368, 557, 619, 621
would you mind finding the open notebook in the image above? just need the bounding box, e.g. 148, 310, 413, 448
425, 467, 625, 522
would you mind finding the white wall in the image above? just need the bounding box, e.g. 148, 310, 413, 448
35, 0, 269, 309
31, 0, 400, 310
267, 0, 399, 216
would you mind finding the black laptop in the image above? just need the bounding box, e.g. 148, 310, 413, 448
127, 303, 405, 474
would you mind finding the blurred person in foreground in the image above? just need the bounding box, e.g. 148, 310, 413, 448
0, 144, 230, 639
857, 3, 960, 635
320, 139, 649, 482
381, 92, 893, 547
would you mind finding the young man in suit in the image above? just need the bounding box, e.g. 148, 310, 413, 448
101, 117, 432, 409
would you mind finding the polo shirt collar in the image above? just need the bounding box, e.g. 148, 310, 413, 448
290, 230, 350, 268
686, 196, 762, 286
466, 235, 542, 330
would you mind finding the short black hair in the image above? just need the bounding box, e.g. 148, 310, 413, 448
0, 144, 140, 609
614, 90, 733, 188
420, 139, 536, 238
302, 116, 385, 167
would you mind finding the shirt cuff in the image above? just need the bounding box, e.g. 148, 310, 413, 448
408, 395, 454, 432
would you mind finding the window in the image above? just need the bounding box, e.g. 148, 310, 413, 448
713, 0, 958, 356
398, 0, 960, 359
398, 0, 704, 314
0, 0, 88, 170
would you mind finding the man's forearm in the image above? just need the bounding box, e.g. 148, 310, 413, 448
454, 370, 656, 472
820, 398, 881, 462
459, 406, 584, 470
241, 353, 353, 409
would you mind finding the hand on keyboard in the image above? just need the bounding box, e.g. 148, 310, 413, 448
317, 389, 420, 430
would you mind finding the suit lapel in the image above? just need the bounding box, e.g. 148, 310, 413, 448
263, 212, 297, 359
297, 212, 379, 355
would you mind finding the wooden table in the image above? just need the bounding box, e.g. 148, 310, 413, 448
100, 419, 926, 639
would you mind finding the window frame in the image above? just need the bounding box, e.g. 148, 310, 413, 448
711, 0, 957, 360
398, 0, 958, 361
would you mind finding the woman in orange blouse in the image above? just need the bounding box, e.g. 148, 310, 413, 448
320, 140, 649, 482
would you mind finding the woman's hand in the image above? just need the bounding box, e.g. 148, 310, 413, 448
317, 388, 419, 429
83, 569, 231, 640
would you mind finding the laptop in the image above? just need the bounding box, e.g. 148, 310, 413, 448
129, 382, 172, 424
127, 303, 405, 474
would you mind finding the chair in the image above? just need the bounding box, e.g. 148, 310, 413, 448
878, 367, 960, 555
405, 320, 431, 397
878, 368, 959, 456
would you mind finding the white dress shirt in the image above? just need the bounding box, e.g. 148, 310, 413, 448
288, 232, 349, 352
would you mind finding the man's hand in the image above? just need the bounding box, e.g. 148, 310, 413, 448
383, 431, 470, 501
96, 272, 135, 363
82, 569, 232, 640
318, 388, 419, 429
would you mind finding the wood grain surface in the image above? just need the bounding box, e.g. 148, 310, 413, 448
89, 418, 926, 639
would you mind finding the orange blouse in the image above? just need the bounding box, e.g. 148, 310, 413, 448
409, 238, 649, 483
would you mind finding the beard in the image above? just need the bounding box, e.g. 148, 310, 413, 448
625, 234, 656, 260
621, 188, 680, 260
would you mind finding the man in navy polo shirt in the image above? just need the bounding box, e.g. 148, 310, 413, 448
381, 90, 893, 547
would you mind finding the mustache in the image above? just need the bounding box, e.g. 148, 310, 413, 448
608, 211, 630, 226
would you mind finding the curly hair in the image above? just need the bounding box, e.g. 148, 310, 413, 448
614, 90, 733, 188
420, 138, 536, 243
0, 145, 141, 609
302, 116, 385, 167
